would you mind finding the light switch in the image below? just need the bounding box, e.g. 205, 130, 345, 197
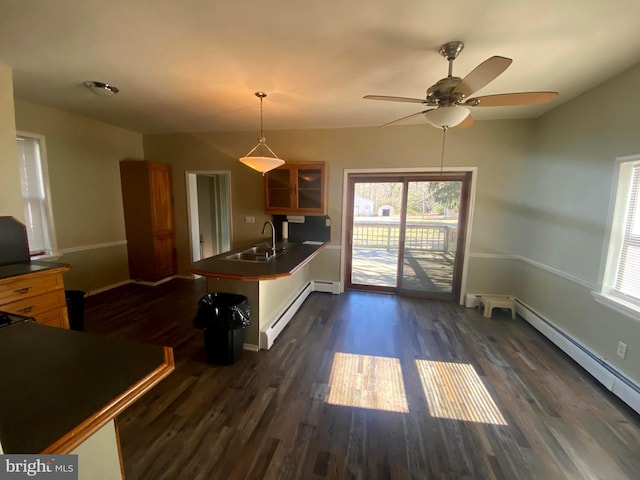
245, 216, 255, 224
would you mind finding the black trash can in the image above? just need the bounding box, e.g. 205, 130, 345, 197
65, 290, 86, 331
193, 293, 250, 365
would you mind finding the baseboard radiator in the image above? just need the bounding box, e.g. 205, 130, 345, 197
259, 280, 340, 350
466, 293, 640, 414
260, 282, 312, 350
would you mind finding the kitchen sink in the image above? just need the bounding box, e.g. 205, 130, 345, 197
225, 252, 272, 262
224, 243, 292, 263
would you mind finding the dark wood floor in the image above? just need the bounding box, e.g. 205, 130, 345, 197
84, 279, 640, 479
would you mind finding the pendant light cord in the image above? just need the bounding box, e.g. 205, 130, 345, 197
259, 95, 264, 138
440, 126, 448, 175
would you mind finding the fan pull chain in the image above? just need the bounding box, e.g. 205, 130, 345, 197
440, 126, 448, 175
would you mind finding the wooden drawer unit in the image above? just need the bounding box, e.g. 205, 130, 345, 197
0, 271, 64, 305
36, 307, 70, 329
2, 289, 66, 318
0, 266, 70, 329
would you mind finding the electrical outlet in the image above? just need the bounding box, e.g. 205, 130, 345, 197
245, 216, 255, 224
617, 341, 628, 359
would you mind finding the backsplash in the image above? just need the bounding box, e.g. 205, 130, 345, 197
272, 215, 331, 243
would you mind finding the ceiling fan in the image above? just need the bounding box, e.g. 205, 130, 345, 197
364, 41, 558, 129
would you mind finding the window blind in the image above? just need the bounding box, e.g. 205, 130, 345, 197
16, 135, 50, 255
615, 164, 640, 301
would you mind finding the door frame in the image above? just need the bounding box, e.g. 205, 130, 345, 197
185, 170, 233, 264
341, 167, 477, 305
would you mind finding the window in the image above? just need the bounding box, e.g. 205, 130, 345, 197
16, 133, 56, 256
598, 155, 640, 316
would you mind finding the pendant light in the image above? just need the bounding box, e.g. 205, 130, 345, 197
239, 92, 285, 175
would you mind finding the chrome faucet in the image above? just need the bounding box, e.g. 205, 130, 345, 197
261, 221, 276, 256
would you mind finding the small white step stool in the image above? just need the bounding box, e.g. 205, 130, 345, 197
479, 295, 516, 319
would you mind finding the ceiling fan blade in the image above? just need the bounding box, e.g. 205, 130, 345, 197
364, 95, 427, 104
379, 109, 432, 127
453, 56, 512, 98
465, 91, 558, 107
457, 114, 474, 129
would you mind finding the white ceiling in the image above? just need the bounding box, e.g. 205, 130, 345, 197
2, 0, 640, 134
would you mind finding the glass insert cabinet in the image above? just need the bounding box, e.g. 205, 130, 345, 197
264, 161, 327, 215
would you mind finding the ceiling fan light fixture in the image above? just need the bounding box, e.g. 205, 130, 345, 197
424, 105, 470, 128
240, 92, 285, 175
83, 80, 119, 96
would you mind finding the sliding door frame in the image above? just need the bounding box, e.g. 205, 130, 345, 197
341, 167, 477, 305
345, 174, 405, 294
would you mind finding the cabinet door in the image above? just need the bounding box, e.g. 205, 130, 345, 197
265, 167, 293, 212
265, 162, 327, 215
153, 233, 177, 279
295, 166, 325, 212
149, 164, 174, 233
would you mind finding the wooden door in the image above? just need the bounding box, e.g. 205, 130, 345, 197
149, 163, 174, 234
148, 163, 176, 279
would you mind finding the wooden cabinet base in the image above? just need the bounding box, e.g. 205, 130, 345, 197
0, 266, 70, 329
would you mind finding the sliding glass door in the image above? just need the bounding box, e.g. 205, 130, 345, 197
346, 173, 471, 300
348, 178, 404, 290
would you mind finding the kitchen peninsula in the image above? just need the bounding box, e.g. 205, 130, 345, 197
0, 322, 174, 479
190, 240, 327, 350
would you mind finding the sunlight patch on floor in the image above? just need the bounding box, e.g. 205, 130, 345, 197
326, 352, 409, 413
416, 360, 507, 425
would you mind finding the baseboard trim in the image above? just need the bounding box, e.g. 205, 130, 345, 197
86, 275, 196, 296
243, 343, 260, 352
466, 293, 640, 414
86, 280, 133, 297
130, 276, 177, 287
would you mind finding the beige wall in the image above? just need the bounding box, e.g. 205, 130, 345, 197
143, 120, 534, 277
7, 52, 638, 385
0, 64, 23, 221
471, 62, 640, 382
143, 65, 640, 384
14, 100, 144, 291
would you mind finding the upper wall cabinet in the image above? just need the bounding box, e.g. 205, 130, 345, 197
264, 161, 327, 215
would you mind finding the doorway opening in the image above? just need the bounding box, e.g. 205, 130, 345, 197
345, 171, 473, 301
186, 171, 232, 262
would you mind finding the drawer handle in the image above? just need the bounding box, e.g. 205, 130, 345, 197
18, 306, 34, 314
15, 287, 31, 294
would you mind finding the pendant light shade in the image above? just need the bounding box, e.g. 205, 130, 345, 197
424, 105, 470, 128
239, 92, 284, 175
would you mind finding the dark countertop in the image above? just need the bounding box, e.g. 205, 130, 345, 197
0, 322, 173, 454
0, 261, 70, 280
190, 240, 327, 280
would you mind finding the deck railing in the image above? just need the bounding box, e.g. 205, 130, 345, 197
352, 222, 457, 253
